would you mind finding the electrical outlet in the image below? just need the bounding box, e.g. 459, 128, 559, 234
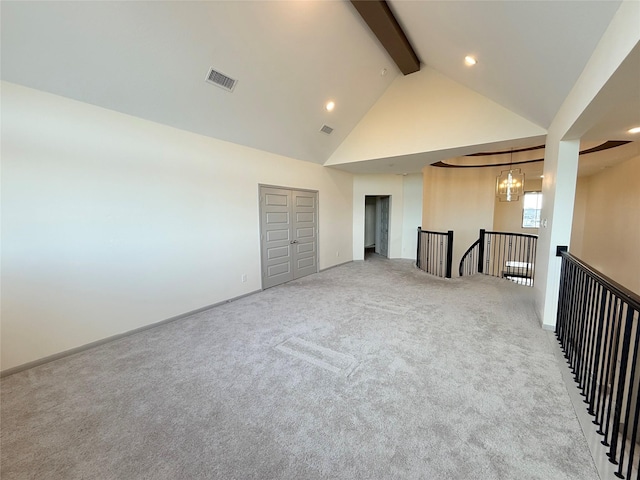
241, 274, 247, 283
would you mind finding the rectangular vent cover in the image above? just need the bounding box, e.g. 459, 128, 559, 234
206, 68, 237, 92
320, 124, 334, 135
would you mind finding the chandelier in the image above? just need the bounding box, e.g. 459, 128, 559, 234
496, 151, 525, 202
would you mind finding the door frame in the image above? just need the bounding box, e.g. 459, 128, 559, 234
377, 195, 390, 257
258, 184, 320, 289
364, 194, 391, 258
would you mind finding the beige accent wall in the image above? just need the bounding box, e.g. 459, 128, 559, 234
422, 166, 497, 276
493, 178, 543, 234
570, 154, 640, 294
570, 177, 589, 257
326, 66, 546, 166
1, 82, 354, 371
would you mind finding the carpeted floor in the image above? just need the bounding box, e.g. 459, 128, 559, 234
1, 257, 598, 479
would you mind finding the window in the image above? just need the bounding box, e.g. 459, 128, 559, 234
522, 192, 542, 228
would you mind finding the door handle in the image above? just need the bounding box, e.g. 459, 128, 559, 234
290, 240, 299, 244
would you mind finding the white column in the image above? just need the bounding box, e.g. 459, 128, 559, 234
535, 138, 580, 329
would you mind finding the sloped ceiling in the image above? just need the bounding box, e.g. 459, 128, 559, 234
1, 0, 634, 173
325, 66, 547, 173
388, 0, 622, 129
1, 1, 398, 164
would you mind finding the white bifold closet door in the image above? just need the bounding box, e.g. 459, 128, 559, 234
260, 186, 318, 289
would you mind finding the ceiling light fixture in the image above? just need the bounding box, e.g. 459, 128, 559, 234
628, 126, 640, 134
496, 150, 525, 202
325, 101, 335, 112
464, 55, 477, 66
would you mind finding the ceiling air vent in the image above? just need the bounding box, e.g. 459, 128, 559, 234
320, 124, 334, 135
205, 67, 237, 92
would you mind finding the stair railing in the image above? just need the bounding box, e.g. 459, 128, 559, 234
459, 237, 482, 277
557, 251, 640, 480
459, 229, 538, 286
416, 227, 453, 278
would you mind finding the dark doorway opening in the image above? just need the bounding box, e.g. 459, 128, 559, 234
364, 195, 390, 260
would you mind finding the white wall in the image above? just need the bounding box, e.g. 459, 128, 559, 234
364, 197, 376, 247
352, 174, 421, 261
1, 82, 354, 371
401, 174, 424, 259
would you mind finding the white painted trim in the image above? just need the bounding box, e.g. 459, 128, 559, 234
319, 260, 352, 272
548, 331, 619, 480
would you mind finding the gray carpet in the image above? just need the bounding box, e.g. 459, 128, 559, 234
1, 257, 598, 479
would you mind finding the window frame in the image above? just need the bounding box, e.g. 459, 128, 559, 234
522, 191, 542, 229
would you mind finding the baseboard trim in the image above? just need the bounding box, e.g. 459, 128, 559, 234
548, 331, 618, 480
320, 260, 352, 272
0, 289, 262, 378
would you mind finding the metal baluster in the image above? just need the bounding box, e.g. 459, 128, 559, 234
580, 275, 595, 394
428, 234, 433, 275
438, 236, 443, 277
563, 258, 576, 346
531, 238, 537, 285
433, 234, 440, 277
570, 262, 582, 365
603, 298, 624, 451
610, 303, 633, 466
584, 276, 600, 405
446, 231, 453, 279
497, 233, 502, 278
579, 274, 596, 392
487, 233, 492, 277
598, 291, 618, 437
416, 228, 421, 270
439, 235, 442, 277
587, 283, 606, 416
625, 312, 640, 480
573, 266, 588, 373
556, 255, 569, 342
563, 260, 577, 349
518, 235, 523, 283
573, 268, 587, 382
616, 306, 639, 478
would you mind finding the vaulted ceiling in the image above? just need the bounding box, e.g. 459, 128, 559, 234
2, 1, 638, 174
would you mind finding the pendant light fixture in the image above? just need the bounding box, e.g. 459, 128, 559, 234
496, 150, 525, 202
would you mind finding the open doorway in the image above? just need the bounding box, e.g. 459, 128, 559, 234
364, 195, 390, 259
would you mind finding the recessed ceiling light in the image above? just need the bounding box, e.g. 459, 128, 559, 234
464, 55, 477, 66
325, 101, 335, 112
628, 126, 640, 134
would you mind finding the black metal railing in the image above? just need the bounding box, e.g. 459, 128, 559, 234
459, 238, 481, 277
416, 227, 453, 279
459, 229, 538, 286
557, 252, 640, 479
